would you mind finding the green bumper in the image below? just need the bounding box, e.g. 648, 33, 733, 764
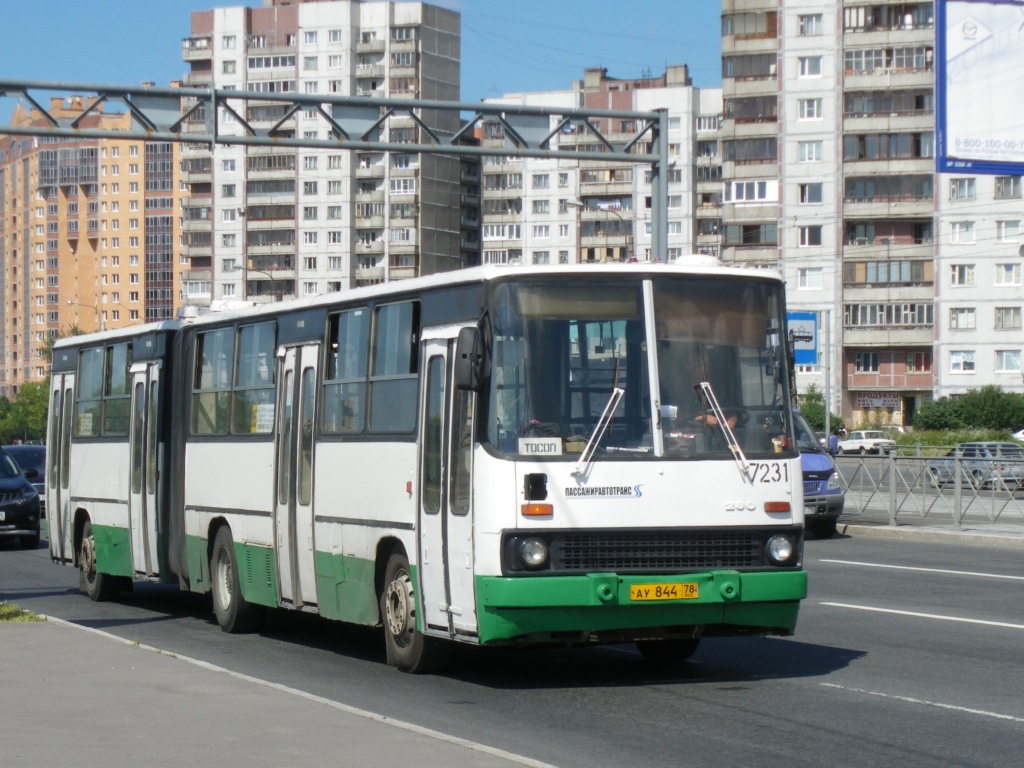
475, 569, 807, 645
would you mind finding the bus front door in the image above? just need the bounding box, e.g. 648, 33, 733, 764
128, 362, 161, 577
275, 344, 320, 609
419, 335, 478, 639
47, 373, 74, 563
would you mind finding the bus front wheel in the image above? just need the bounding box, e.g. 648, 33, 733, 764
211, 526, 263, 633
79, 520, 127, 602
381, 552, 448, 673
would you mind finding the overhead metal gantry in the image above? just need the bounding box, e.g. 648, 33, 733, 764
0, 78, 670, 257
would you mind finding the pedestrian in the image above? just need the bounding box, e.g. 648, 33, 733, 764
827, 430, 839, 456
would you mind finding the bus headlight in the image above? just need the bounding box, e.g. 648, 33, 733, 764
519, 537, 549, 569
766, 534, 795, 565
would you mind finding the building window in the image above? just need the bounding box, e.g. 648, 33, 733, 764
855, 352, 880, 372
995, 307, 1022, 330
798, 140, 823, 162
303, 56, 318, 71
906, 351, 931, 372
950, 221, 975, 243
798, 98, 823, 120
996, 221, 1021, 242
949, 307, 976, 329
532, 225, 550, 238
798, 267, 823, 289
798, 56, 822, 77
799, 182, 823, 204
532, 199, 550, 214
222, 35, 235, 48
304, 31, 317, 44
798, 14, 824, 35
303, 206, 318, 220
222, 61, 236, 75
532, 251, 550, 265
724, 180, 774, 203
799, 225, 823, 247
950, 264, 975, 286
532, 174, 550, 189
995, 176, 1022, 199
949, 178, 976, 200
995, 263, 1022, 285
950, 351, 975, 372
996, 350, 1022, 372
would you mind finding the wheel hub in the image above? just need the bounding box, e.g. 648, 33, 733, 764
385, 571, 415, 643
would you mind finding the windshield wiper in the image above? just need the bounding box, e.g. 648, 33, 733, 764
573, 387, 624, 477
698, 381, 751, 481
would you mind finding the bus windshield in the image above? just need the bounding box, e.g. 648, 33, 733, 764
485, 275, 793, 460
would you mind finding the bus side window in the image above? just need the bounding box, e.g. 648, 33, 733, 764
323, 308, 368, 434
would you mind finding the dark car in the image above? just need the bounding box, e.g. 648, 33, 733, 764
794, 411, 844, 539
3, 444, 45, 517
0, 447, 42, 549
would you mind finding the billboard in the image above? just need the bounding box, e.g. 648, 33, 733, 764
936, 0, 1024, 175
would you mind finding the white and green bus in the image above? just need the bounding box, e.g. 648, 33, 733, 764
47, 261, 806, 672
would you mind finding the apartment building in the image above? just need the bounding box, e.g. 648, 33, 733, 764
717, 1, 1023, 427
480, 66, 721, 268
179, 0, 461, 308
0, 98, 183, 397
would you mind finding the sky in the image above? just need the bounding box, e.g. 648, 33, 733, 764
0, 0, 722, 103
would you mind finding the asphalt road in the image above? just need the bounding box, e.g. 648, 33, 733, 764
2, 535, 1022, 768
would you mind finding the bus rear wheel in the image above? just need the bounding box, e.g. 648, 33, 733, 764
211, 526, 263, 633
381, 552, 448, 674
79, 520, 127, 602
635, 638, 701, 664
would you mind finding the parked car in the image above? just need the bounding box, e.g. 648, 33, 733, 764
0, 446, 42, 549
926, 442, 1024, 490
3, 444, 45, 517
1012, 428, 1024, 442
837, 430, 896, 455
794, 412, 844, 539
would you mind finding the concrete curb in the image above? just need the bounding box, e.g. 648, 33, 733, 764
839, 522, 1024, 550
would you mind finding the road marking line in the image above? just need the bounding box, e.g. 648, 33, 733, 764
821, 683, 1024, 724
818, 559, 1024, 581
41, 615, 558, 768
821, 602, 1024, 630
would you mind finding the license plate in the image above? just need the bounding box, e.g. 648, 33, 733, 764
629, 582, 698, 601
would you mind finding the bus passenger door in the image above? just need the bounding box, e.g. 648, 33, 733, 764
419, 335, 478, 639
128, 362, 160, 576
275, 344, 320, 609
47, 374, 74, 563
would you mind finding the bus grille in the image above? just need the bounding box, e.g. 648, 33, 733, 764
554, 530, 764, 571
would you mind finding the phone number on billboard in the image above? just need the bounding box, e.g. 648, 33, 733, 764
954, 138, 1021, 151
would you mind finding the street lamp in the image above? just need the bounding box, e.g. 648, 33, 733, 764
225, 263, 285, 302
67, 300, 104, 332
566, 198, 634, 263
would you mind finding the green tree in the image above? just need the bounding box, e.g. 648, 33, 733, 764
797, 384, 844, 433
915, 386, 1024, 431
7, 381, 49, 443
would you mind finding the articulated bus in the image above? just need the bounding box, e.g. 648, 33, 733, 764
46, 261, 806, 672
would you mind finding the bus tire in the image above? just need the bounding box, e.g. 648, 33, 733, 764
635, 638, 700, 664
211, 526, 263, 633
79, 520, 126, 602
381, 552, 448, 674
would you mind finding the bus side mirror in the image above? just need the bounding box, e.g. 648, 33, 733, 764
455, 326, 486, 391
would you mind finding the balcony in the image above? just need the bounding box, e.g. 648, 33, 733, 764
356, 239, 385, 255
182, 36, 212, 61
356, 38, 386, 53
356, 162, 385, 179
356, 265, 386, 281
842, 326, 933, 347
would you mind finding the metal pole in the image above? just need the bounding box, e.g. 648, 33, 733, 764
651, 109, 669, 261
823, 308, 831, 438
